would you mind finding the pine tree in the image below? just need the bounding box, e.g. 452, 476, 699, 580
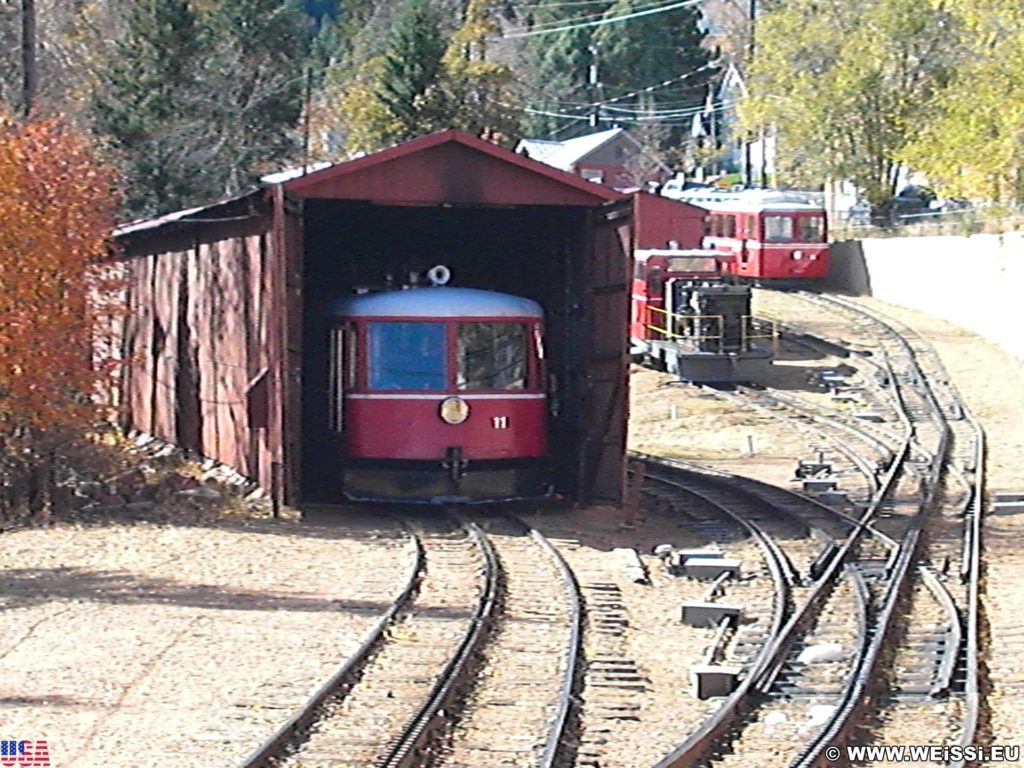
200, 0, 310, 195
92, 0, 208, 217
92, 0, 311, 217
441, 0, 520, 141
520, 0, 609, 137
593, 0, 716, 112
518, 0, 715, 146
375, 0, 450, 142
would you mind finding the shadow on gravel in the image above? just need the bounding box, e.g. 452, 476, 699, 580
760, 336, 860, 394
11, 505, 408, 545
0, 565, 405, 615
0, 694, 90, 708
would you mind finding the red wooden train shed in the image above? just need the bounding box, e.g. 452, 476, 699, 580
110, 130, 635, 508
631, 191, 706, 250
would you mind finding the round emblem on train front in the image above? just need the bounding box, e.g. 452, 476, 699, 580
439, 396, 470, 424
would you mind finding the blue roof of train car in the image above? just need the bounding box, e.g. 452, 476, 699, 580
329, 287, 544, 319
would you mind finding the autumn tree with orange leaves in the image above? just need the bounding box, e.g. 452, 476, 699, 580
0, 115, 122, 512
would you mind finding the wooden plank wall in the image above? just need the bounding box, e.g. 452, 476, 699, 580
114, 219, 279, 492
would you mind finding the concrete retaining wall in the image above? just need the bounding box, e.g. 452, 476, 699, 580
828, 233, 1024, 361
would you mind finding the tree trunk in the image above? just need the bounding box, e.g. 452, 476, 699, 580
21, 0, 37, 117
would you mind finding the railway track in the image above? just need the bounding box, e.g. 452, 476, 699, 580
227, 289, 984, 768
237, 508, 583, 768
434, 512, 582, 768
531, 468, 793, 768
647, 452, 892, 767
797, 294, 983, 767
639, 290, 982, 767
240, 513, 481, 768
629, 459, 876, 768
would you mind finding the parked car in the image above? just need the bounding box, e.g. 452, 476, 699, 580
891, 185, 938, 221
661, 177, 724, 199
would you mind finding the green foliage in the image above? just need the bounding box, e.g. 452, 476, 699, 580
199, 0, 310, 193
22, 0, 1024, 217
92, 0, 208, 216
520, 0, 715, 155
374, 0, 450, 143
593, 0, 713, 104
338, 56, 402, 154
331, 0, 521, 151
92, 0, 310, 218
521, 1, 610, 136
744, 0, 961, 215
902, 1, 1024, 204
441, 0, 521, 140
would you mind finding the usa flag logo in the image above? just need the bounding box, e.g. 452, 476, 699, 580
0, 741, 49, 767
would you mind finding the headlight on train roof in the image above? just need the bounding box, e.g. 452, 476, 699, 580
440, 396, 470, 425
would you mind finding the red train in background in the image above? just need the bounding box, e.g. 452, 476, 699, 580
674, 188, 830, 282
325, 272, 551, 503
630, 248, 775, 382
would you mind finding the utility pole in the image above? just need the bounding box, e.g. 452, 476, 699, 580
748, 0, 770, 188
748, 0, 756, 60
588, 44, 601, 128
743, 0, 756, 187
21, 0, 38, 117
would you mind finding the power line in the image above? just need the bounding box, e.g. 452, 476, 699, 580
505, 96, 735, 124
512, 59, 717, 110
603, 98, 736, 118
516, 0, 624, 8
520, 0, 679, 29
583, 62, 717, 108
503, 0, 705, 38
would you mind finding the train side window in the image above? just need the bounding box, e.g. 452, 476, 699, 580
647, 266, 663, 296
722, 215, 736, 238
328, 325, 352, 432
367, 321, 447, 390
634, 259, 646, 281
799, 215, 826, 242
764, 215, 794, 242
457, 322, 527, 390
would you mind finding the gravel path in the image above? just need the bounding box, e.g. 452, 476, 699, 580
0, 509, 413, 768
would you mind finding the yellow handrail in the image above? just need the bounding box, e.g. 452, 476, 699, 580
642, 306, 777, 346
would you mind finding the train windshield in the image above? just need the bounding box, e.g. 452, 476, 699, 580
799, 215, 826, 242
367, 321, 447, 390
764, 215, 795, 242
457, 322, 528, 390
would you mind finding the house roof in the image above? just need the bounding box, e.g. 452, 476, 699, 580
515, 128, 625, 172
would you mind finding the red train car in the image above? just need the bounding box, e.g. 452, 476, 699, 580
630, 248, 774, 382
630, 249, 730, 344
681, 189, 829, 282
326, 281, 550, 503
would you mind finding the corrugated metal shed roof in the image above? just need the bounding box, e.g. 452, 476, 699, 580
113, 191, 265, 239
